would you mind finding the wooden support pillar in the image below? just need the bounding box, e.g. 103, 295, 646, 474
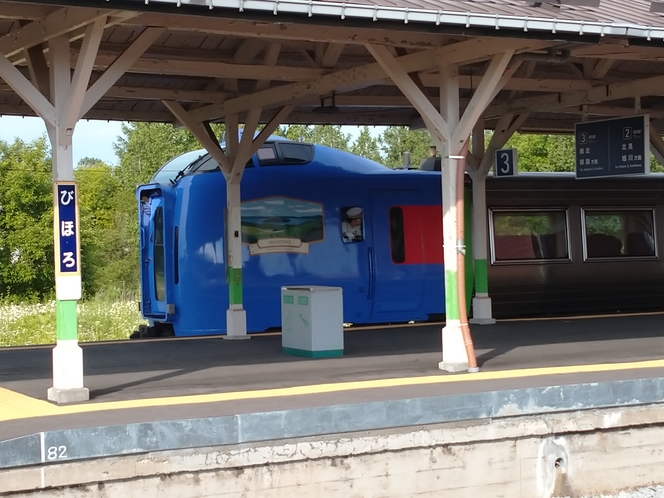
0, 13, 159, 402
469, 119, 496, 325
224, 171, 246, 339
437, 63, 470, 372
368, 43, 516, 371
47, 20, 105, 403
164, 101, 293, 338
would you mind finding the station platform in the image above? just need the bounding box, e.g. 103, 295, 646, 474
1, 312, 664, 470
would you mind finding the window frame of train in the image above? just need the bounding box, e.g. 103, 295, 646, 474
581, 207, 657, 261
341, 207, 365, 243
254, 142, 315, 166
488, 208, 572, 264
389, 207, 406, 263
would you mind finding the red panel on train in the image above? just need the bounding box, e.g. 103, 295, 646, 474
401, 205, 443, 264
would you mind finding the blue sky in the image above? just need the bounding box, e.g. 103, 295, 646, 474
0, 116, 125, 166
0, 115, 377, 167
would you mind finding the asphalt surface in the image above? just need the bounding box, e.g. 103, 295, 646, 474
1, 313, 664, 440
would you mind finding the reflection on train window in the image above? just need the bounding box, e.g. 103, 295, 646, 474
191, 156, 222, 174
341, 207, 364, 242
257, 145, 277, 162
583, 208, 656, 259
389, 207, 406, 263
256, 142, 315, 166
490, 210, 569, 262
152, 206, 166, 301
277, 143, 315, 164
151, 149, 206, 183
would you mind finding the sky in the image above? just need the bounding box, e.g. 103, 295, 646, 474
0, 115, 376, 168
0, 116, 126, 166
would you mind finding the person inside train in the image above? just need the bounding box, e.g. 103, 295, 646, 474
419, 146, 441, 171
342, 207, 364, 242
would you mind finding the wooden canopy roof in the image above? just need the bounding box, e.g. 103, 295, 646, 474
1, 0, 664, 133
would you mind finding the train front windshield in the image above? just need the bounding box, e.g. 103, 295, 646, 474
151, 150, 207, 184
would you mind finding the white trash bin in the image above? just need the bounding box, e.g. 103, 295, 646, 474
281, 286, 343, 358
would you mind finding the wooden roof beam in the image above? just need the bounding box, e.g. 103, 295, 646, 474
486, 74, 664, 117
0, 2, 57, 21
132, 12, 451, 49
0, 7, 113, 58
233, 39, 265, 64
88, 53, 323, 82
191, 37, 554, 123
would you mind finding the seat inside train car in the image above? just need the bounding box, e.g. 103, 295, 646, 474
493, 234, 542, 260
586, 233, 623, 258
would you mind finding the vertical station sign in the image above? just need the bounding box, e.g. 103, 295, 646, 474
575, 115, 650, 179
53, 182, 82, 301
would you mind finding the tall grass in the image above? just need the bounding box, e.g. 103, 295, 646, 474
0, 294, 147, 347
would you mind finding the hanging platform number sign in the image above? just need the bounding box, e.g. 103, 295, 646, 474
494, 148, 518, 177
53, 182, 82, 301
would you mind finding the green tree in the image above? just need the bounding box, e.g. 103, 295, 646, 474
275, 124, 310, 142
503, 133, 575, 172
74, 160, 123, 296
650, 153, 664, 172
275, 125, 351, 151
109, 122, 225, 294
546, 135, 576, 171
0, 138, 54, 301
113, 122, 203, 189
77, 156, 106, 168
380, 127, 432, 168
350, 126, 384, 163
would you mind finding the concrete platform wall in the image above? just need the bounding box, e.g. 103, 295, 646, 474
3, 404, 664, 498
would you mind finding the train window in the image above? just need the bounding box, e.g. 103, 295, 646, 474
341, 207, 364, 242
151, 149, 206, 183
190, 156, 220, 174
276, 142, 315, 164
582, 208, 656, 259
490, 210, 569, 263
153, 206, 166, 301
256, 142, 315, 166
257, 145, 277, 162
389, 207, 406, 263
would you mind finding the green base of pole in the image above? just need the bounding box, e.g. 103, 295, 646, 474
282, 347, 343, 358
56, 300, 78, 341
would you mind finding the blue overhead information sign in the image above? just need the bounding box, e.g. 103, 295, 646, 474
575, 115, 650, 179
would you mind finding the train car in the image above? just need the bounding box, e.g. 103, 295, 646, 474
485, 173, 664, 318
136, 138, 664, 337
137, 138, 447, 337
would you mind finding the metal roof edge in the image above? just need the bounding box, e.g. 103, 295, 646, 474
140, 0, 664, 42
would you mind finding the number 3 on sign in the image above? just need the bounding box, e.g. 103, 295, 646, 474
495, 148, 517, 177
499, 152, 511, 174
46, 445, 68, 460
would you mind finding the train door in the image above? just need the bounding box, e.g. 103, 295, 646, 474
369, 190, 425, 321
139, 188, 168, 319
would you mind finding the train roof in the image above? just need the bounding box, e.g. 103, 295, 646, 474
152, 145, 664, 187
150, 140, 438, 184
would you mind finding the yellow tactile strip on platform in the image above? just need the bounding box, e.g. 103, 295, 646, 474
2, 359, 664, 423
0, 387, 60, 422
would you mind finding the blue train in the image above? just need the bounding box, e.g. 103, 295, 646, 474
137, 137, 664, 338
137, 138, 448, 337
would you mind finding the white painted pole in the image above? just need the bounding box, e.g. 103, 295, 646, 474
437, 63, 470, 373
225, 176, 248, 339
47, 34, 88, 403
469, 173, 495, 324
468, 120, 495, 324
